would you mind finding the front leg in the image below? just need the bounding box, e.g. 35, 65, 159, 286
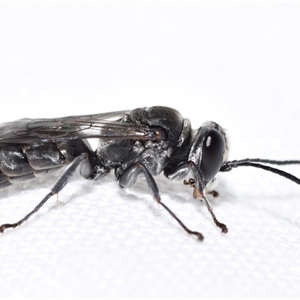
183, 178, 219, 197
118, 162, 204, 240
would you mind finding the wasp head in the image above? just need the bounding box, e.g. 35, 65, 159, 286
164, 121, 228, 196
189, 121, 229, 186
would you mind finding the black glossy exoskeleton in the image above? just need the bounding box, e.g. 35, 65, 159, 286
1, 106, 300, 240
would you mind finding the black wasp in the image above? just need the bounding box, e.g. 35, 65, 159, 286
0, 106, 300, 240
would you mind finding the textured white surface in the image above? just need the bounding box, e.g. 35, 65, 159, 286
1, 2, 300, 298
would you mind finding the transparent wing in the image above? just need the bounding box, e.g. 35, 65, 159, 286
0, 110, 157, 144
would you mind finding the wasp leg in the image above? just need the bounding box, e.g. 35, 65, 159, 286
183, 177, 195, 187
201, 194, 228, 233
208, 190, 219, 197
184, 178, 219, 197
119, 162, 204, 241
0, 153, 89, 233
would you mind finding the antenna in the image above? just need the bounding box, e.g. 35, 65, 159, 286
220, 159, 300, 185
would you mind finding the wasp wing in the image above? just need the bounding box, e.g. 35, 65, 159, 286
0, 110, 157, 144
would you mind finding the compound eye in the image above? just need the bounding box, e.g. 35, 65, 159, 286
200, 129, 225, 182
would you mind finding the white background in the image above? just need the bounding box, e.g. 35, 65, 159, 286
1, 1, 300, 298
